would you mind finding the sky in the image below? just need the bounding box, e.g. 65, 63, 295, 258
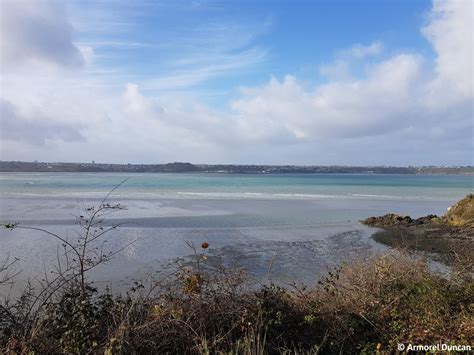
0, 0, 472, 166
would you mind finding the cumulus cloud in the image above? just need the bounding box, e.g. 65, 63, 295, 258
0, 99, 84, 145
227, 1, 472, 160
122, 83, 237, 146
422, 0, 473, 99
319, 41, 383, 80
0, 0, 84, 69
232, 54, 424, 140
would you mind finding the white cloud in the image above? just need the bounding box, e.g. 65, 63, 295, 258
232, 54, 424, 140
422, 0, 473, 99
341, 41, 383, 59
0, 0, 84, 69
140, 47, 267, 91
0, 98, 84, 145
319, 41, 383, 81
124, 84, 151, 112
77, 45, 95, 66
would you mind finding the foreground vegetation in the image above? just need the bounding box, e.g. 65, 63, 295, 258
1, 249, 472, 353
1, 195, 473, 353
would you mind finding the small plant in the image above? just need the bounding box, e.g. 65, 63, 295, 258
0, 180, 133, 351
0, 254, 20, 286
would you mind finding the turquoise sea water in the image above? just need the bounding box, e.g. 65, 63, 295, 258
0, 172, 472, 290
0, 172, 472, 200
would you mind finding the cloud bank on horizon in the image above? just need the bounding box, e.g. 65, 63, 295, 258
0, 0, 472, 165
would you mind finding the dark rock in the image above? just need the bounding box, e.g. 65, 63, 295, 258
413, 214, 439, 225
362, 213, 414, 227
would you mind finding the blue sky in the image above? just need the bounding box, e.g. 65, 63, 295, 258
0, 0, 472, 165
70, 0, 434, 101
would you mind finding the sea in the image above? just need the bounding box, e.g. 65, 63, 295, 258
0, 172, 472, 292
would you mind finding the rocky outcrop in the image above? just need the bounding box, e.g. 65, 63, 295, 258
362, 195, 474, 263
363, 195, 474, 230
443, 194, 474, 228
363, 213, 439, 228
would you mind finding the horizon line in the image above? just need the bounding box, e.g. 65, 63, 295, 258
1, 160, 472, 169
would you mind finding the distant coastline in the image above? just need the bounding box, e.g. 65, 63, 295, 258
0, 160, 472, 175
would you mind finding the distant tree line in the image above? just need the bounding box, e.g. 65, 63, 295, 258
0, 161, 472, 174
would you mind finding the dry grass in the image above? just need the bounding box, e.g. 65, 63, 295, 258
306, 251, 473, 352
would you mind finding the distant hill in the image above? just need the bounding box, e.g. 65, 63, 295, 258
0, 161, 472, 175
